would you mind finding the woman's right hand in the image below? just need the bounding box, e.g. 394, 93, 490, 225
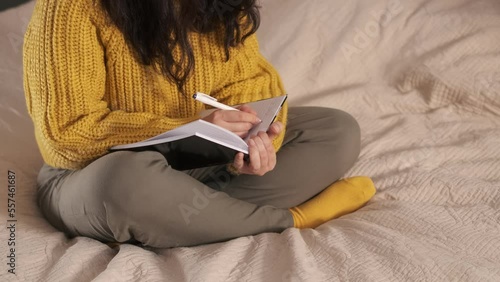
201, 105, 261, 138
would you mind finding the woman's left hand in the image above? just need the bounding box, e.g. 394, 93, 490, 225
231, 121, 283, 176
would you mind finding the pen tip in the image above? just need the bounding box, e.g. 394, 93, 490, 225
192, 93, 197, 99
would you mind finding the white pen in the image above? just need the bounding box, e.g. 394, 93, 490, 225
192, 92, 239, 111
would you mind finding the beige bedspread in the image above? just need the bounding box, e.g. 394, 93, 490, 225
1, 0, 499, 281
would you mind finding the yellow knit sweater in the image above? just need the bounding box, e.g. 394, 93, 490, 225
23, 0, 288, 170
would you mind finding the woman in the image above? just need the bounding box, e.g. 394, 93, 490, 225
23, 0, 375, 248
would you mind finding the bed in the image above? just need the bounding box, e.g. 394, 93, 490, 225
1, 0, 499, 281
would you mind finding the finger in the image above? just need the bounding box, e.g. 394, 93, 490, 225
237, 104, 258, 116
222, 122, 254, 134
267, 147, 276, 171
233, 152, 245, 170
259, 131, 276, 169
258, 130, 272, 146
222, 110, 261, 124
248, 139, 261, 172
253, 135, 268, 171
204, 110, 257, 135
267, 122, 283, 140
264, 134, 277, 170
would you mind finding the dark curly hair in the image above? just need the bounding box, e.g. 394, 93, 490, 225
100, 0, 260, 94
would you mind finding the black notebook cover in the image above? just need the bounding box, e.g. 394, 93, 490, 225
117, 135, 238, 170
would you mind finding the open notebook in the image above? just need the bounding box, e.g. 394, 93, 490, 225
110, 95, 287, 170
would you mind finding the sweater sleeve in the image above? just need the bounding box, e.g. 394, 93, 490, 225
22, 0, 198, 169
211, 33, 289, 152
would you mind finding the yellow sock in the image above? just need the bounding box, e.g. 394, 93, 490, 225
289, 176, 376, 229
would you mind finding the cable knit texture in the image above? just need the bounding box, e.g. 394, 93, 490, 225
23, 0, 288, 170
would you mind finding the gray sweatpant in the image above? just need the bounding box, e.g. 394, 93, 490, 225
36, 107, 361, 248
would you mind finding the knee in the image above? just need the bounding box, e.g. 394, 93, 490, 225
317, 107, 360, 140
296, 106, 360, 140
290, 106, 361, 157
339, 110, 361, 164
322, 108, 361, 163
334, 108, 361, 144
87, 150, 166, 208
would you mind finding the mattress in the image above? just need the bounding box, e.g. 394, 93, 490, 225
1, 0, 499, 281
